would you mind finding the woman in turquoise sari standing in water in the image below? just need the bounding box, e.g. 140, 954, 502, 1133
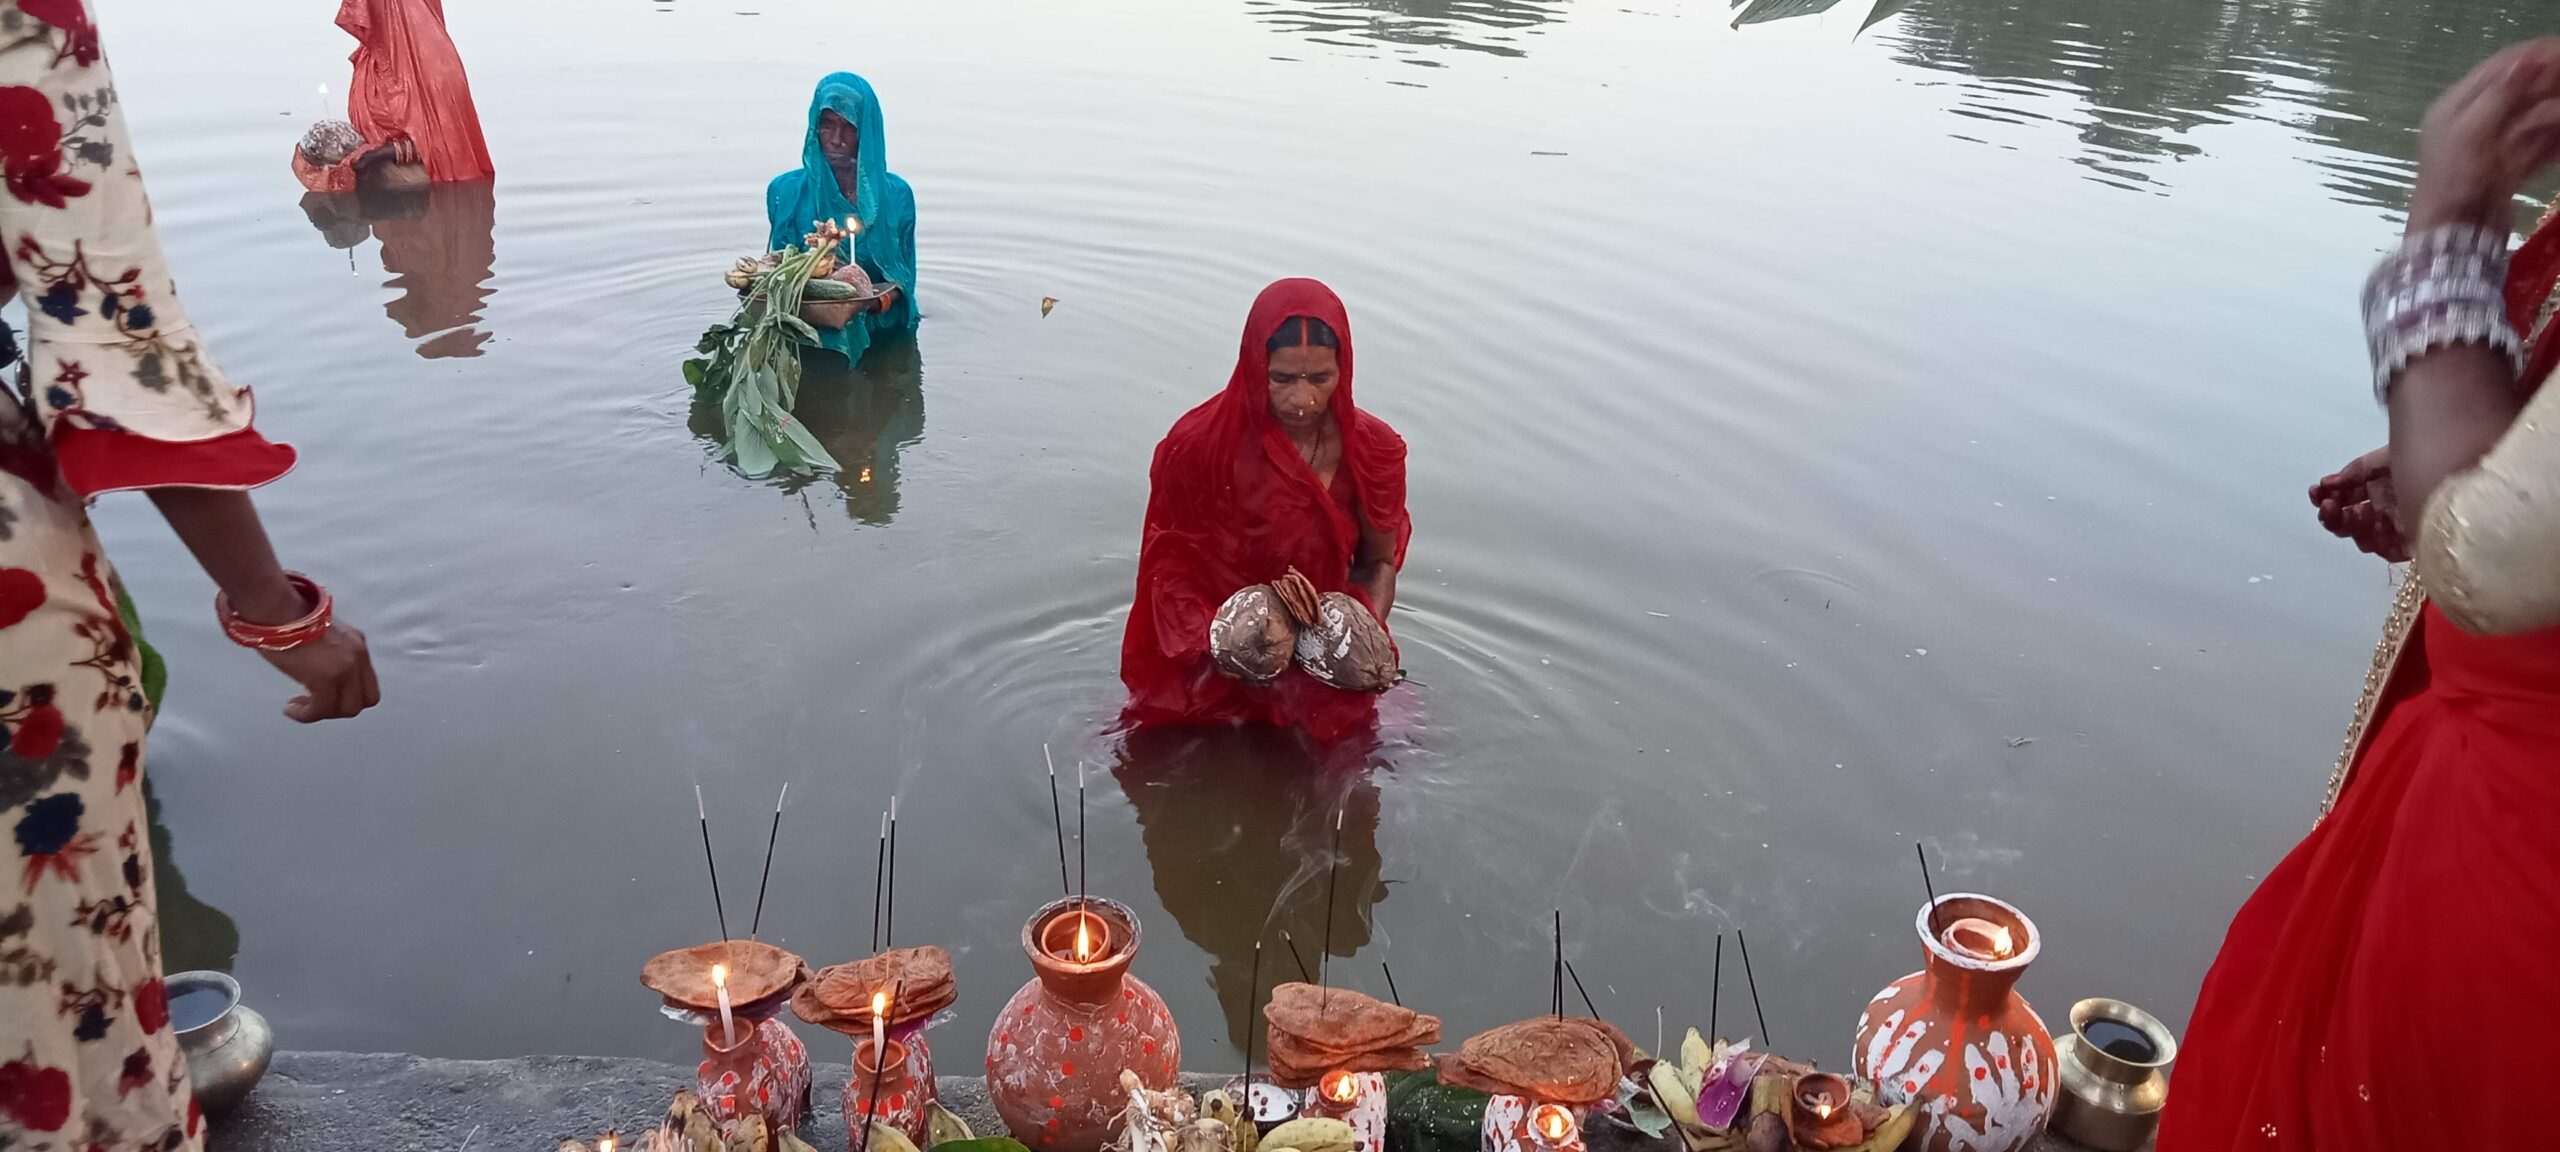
766, 72, 918, 364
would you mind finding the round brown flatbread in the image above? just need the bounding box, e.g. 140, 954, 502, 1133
1437, 1017, 1634, 1104
640, 940, 810, 1013
792, 946, 957, 1034
1262, 982, 1440, 1086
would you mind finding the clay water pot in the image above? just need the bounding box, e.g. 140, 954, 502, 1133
1850, 893, 2057, 1152
848, 1038, 931, 1152
697, 1016, 812, 1136
986, 897, 1183, 1152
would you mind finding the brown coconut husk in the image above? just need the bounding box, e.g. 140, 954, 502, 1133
1261, 983, 1440, 1087
791, 946, 957, 1035
641, 940, 810, 1013
1435, 1017, 1635, 1104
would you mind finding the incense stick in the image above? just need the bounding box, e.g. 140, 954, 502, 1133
1551, 909, 1564, 1019
884, 796, 898, 948
1244, 940, 1264, 1088
1737, 930, 1769, 1046
749, 783, 789, 940
695, 786, 730, 942
1709, 933, 1723, 1042
1279, 930, 1315, 983
1381, 960, 1402, 1007
1046, 746, 1072, 899
1318, 807, 1343, 999
1076, 762, 1089, 918
869, 811, 887, 953
1565, 959, 1600, 1019
1916, 841, 1944, 941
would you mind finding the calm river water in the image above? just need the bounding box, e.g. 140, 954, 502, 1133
88, 0, 2546, 1066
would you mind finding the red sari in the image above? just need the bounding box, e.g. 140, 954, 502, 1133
1120, 279, 1411, 743
2158, 224, 2560, 1150
294, 0, 493, 191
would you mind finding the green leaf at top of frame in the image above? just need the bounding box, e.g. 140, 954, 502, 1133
1729, 0, 1847, 26
1860, 0, 1919, 32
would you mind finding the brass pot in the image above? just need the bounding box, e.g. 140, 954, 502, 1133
2050, 998, 2177, 1152
168, 971, 273, 1116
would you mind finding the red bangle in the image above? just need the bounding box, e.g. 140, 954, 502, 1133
215, 573, 332, 651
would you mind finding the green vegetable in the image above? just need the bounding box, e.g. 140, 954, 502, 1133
683, 241, 844, 478
1385, 1069, 1489, 1152
802, 277, 860, 300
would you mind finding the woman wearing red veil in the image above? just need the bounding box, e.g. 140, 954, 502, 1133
292, 0, 494, 193
2161, 38, 2560, 1150
1121, 279, 1410, 743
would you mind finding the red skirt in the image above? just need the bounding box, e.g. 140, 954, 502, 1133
2159, 605, 2560, 1149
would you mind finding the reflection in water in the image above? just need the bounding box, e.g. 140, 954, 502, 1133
688, 338, 926, 524
297, 181, 500, 358
1111, 727, 1389, 1055
1251, 0, 1565, 61
1873, 0, 2547, 204
146, 784, 240, 975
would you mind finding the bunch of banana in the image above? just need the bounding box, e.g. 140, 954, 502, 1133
723, 256, 775, 291
1259, 1117, 1358, 1152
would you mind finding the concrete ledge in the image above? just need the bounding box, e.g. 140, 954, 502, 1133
207, 1053, 2114, 1152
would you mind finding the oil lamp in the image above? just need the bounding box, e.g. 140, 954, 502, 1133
986, 897, 1182, 1152
1525, 1104, 1583, 1152
1786, 1071, 1859, 1147
1303, 1069, 1386, 1152
1851, 894, 2057, 1152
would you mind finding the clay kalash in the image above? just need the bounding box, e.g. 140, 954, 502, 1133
640, 941, 815, 1137
986, 896, 1184, 1152
793, 945, 959, 1152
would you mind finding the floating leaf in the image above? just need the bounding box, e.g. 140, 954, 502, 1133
1041, 296, 1059, 317
1729, 0, 1847, 25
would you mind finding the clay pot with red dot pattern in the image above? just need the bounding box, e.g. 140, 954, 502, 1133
1849, 894, 2057, 1152
985, 897, 1183, 1152
848, 1038, 929, 1152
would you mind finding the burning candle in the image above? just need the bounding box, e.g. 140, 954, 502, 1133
712, 962, 736, 1047
871, 989, 888, 1062
1942, 917, 2015, 961
1528, 1104, 1579, 1149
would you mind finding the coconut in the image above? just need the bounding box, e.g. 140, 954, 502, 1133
1291, 592, 1399, 693
1212, 585, 1297, 682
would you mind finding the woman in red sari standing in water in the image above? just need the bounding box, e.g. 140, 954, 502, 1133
292, 0, 494, 193
2161, 38, 2560, 1151
1122, 279, 1409, 744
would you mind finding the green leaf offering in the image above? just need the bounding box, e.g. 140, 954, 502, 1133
686, 239, 845, 478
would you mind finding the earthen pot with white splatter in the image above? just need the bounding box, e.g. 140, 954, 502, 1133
985, 897, 1183, 1152
1850, 893, 2057, 1152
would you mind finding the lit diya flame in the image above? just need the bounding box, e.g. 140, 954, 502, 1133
1070, 912, 1103, 961
1943, 917, 2016, 960
1530, 1104, 1578, 1146
600, 1136, 617, 1152
1321, 1070, 1361, 1104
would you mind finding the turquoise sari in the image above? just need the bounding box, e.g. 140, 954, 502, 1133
765, 72, 918, 364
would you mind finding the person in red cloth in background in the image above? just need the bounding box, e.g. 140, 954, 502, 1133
292, 0, 494, 193
2161, 37, 2560, 1151
1121, 279, 1410, 744
0, 2, 378, 1147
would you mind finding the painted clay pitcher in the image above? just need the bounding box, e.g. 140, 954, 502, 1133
986, 897, 1183, 1152
1851, 893, 2057, 1152
699, 1015, 812, 1136
848, 1037, 930, 1152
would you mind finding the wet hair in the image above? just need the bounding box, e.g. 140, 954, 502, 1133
1265, 315, 1340, 355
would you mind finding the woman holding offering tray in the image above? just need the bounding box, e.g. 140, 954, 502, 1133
1120, 279, 1409, 743
764, 73, 918, 365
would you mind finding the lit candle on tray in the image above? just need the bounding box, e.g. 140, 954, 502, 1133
712, 962, 735, 1047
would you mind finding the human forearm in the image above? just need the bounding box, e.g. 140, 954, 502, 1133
2387, 343, 2526, 522
1356, 562, 1397, 621
144, 487, 307, 623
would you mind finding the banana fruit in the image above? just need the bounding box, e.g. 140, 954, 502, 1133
1260, 1117, 1357, 1152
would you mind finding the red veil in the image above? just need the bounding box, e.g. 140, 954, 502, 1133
337, 0, 493, 183
1120, 279, 1411, 742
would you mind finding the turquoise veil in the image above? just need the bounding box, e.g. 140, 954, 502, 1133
764, 72, 918, 362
